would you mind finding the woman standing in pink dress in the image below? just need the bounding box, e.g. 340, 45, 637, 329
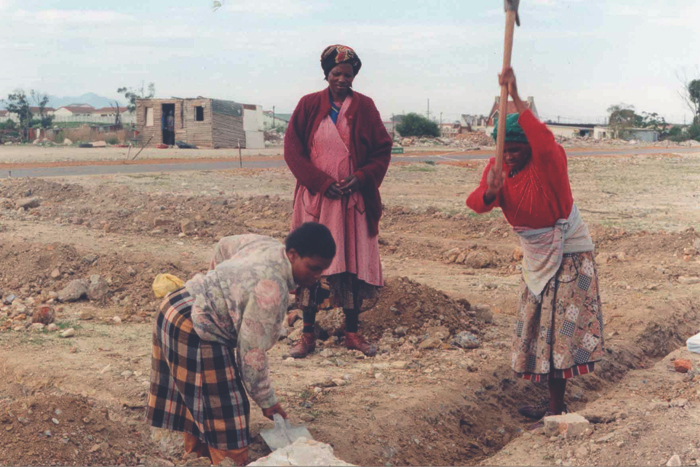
284, 44, 393, 358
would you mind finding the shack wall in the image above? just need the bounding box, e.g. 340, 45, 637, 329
211, 99, 246, 148
181, 99, 214, 147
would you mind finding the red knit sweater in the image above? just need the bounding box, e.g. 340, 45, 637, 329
284, 88, 393, 236
466, 110, 574, 229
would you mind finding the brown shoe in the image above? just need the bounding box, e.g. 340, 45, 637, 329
345, 332, 377, 357
289, 332, 316, 359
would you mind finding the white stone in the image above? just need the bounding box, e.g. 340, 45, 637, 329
60, 328, 75, 338
667, 455, 682, 467
544, 413, 590, 438
248, 438, 353, 466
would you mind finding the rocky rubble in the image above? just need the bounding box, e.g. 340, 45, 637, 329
444, 245, 507, 269
397, 131, 494, 150
249, 438, 353, 466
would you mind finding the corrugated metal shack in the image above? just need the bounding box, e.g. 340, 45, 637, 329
135, 97, 264, 148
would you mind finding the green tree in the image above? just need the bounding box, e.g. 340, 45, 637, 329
0, 119, 17, 131
30, 90, 54, 129
396, 113, 440, 138
639, 111, 668, 138
117, 82, 155, 113
678, 69, 700, 125
607, 103, 638, 139
3, 90, 32, 141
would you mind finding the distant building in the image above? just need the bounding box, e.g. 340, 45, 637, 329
136, 97, 265, 148
547, 123, 596, 139
54, 104, 94, 117
0, 107, 55, 122
439, 122, 462, 137
486, 96, 538, 127
94, 107, 129, 117
460, 115, 488, 130
593, 126, 659, 142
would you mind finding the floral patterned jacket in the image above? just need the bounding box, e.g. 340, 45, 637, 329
185, 234, 296, 409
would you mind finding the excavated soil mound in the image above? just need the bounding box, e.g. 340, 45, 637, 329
0, 395, 146, 466
0, 178, 293, 240
360, 276, 475, 340
0, 241, 197, 314
0, 178, 85, 203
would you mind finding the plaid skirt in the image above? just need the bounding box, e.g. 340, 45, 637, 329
512, 252, 605, 383
146, 289, 251, 450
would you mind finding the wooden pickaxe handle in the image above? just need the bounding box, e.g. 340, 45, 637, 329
495, 4, 519, 174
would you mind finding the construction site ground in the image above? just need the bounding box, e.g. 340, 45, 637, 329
0, 148, 699, 466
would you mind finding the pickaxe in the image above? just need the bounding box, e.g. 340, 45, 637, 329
495, 0, 521, 174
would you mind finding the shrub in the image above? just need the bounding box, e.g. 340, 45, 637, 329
396, 113, 440, 137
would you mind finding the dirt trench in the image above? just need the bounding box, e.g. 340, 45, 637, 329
378, 300, 700, 467
1, 177, 699, 466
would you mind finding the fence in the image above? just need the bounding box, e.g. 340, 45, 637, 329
52, 114, 136, 124
0, 114, 136, 125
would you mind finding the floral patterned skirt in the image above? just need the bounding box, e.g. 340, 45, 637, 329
512, 252, 604, 383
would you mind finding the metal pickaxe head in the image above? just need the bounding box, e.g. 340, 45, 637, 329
504, 0, 521, 26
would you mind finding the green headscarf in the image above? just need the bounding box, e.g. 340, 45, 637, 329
492, 113, 529, 144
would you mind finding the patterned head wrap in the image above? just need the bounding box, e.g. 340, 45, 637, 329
321, 45, 362, 78
492, 113, 529, 144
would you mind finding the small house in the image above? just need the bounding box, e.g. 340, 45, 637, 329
54, 104, 94, 117
486, 96, 538, 127
135, 97, 265, 148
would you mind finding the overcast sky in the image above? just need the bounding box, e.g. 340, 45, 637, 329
1, 0, 698, 124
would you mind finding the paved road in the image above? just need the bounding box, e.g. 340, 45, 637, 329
1, 147, 699, 179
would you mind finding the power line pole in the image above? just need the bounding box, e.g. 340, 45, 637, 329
272, 105, 275, 129
427, 98, 430, 120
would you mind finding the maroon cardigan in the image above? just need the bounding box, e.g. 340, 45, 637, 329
284, 88, 392, 237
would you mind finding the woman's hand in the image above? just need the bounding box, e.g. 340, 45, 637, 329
485, 164, 504, 199
498, 67, 519, 100
324, 183, 344, 200
262, 403, 288, 420
337, 175, 360, 195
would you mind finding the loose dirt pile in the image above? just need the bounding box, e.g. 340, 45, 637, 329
0, 240, 196, 320
360, 276, 475, 340
0, 395, 146, 466
0, 178, 85, 203
0, 178, 292, 242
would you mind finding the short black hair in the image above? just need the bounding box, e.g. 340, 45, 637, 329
285, 222, 336, 260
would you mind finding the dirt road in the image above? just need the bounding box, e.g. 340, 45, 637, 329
0, 153, 698, 466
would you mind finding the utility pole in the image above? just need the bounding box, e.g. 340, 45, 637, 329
391, 113, 395, 140
427, 98, 430, 120
272, 105, 276, 130
440, 112, 443, 125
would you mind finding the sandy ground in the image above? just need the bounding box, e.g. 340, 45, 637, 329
0, 153, 699, 466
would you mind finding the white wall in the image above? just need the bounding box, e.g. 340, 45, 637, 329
243, 106, 263, 132
547, 125, 581, 138
245, 131, 265, 149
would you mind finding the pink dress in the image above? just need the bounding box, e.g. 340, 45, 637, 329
291, 95, 383, 287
